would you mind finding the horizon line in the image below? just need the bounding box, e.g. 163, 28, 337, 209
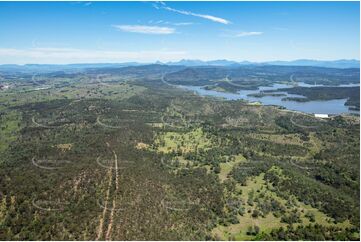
0, 58, 360, 66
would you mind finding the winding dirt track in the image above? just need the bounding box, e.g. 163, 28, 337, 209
32, 116, 57, 129
105, 150, 119, 241
290, 74, 296, 83
288, 160, 314, 170
31, 157, 71, 170
96, 116, 132, 129
105, 199, 116, 240
96, 167, 113, 240
290, 114, 321, 129
96, 142, 119, 241
113, 151, 119, 191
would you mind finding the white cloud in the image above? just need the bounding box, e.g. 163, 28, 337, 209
156, 3, 230, 25
148, 20, 194, 26
113, 25, 175, 34
236, 31, 263, 37
173, 22, 194, 26
0, 48, 187, 64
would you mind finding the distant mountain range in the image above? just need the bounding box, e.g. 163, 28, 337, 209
165, 59, 360, 68
165, 59, 244, 67
0, 63, 140, 73
0, 59, 359, 73
263, 59, 360, 69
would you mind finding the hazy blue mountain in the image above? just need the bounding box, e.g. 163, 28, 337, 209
0, 59, 359, 73
166, 59, 360, 68
0, 63, 143, 73
166, 59, 207, 66
265, 59, 360, 68
166, 59, 240, 66
206, 59, 241, 66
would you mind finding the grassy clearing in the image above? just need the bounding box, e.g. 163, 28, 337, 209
213, 170, 350, 240
213, 173, 288, 240
307, 132, 323, 156
135, 142, 149, 150
219, 154, 246, 182
156, 128, 212, 154
54, 143, 73, 152
213, 212, 285, 241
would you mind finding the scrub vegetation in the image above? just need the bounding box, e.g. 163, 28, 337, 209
0, 64, 359, 240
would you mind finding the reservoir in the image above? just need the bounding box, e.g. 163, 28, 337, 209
179, 83, 360, 115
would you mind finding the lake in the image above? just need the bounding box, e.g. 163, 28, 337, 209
179, 83, 360, 115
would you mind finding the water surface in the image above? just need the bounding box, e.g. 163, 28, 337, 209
180, 83, 360, 115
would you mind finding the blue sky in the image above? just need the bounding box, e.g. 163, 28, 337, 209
0, 1, 359, 64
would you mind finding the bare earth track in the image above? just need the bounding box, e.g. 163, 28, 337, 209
96, 142, 120, 241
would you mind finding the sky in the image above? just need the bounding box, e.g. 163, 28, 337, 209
0, 1, 359, 64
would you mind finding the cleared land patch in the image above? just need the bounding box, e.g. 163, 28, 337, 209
155, 128, 213, 154
213, 170, 351, 240
219, 155, 246, 182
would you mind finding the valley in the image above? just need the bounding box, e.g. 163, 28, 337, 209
0, 64, 359, 240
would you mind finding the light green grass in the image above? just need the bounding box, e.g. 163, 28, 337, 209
213, 171, 351, 240
156, 128, 212, 154
219, 155, 247, 182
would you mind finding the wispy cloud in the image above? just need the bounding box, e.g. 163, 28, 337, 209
155, 3, 230, 25
113, 25, 175, 34
0, 48, 187, 64
173, 22, 194, 26
148, 20, 194, 26
237, 31, 263, 37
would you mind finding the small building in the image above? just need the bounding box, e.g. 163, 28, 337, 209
314, 114, 329, 118
0, 84, 9, 90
